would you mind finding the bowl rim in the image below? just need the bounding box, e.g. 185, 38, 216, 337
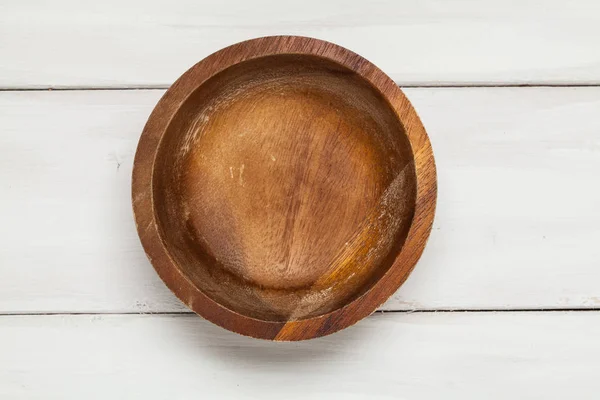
132, 35, 437, 341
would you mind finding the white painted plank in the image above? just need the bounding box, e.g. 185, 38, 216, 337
1, 88, 600, 313
1, 312, 599, 399
2, 0, 600, 88
397, 87, 600, 310
0, 90, 185, 313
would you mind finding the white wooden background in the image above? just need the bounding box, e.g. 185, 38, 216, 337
2, 1, 600, 398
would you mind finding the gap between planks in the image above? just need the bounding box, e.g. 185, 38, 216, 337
2, 83, 600, 92
2, 308, 600, 317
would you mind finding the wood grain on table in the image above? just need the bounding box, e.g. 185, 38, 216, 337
3, 312, 600, 399
2, 88, 599, 313
2, 0, 600, 88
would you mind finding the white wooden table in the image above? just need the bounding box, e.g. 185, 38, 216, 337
2, 1, 600, 398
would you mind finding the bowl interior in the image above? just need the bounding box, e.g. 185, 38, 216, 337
152, 54, 417, 322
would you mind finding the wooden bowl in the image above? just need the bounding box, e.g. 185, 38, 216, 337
132, 36, 436, 340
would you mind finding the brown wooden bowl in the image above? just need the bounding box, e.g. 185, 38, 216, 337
132, 36, 436, 340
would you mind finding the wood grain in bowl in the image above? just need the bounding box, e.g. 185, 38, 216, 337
132, 36, 436, 340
